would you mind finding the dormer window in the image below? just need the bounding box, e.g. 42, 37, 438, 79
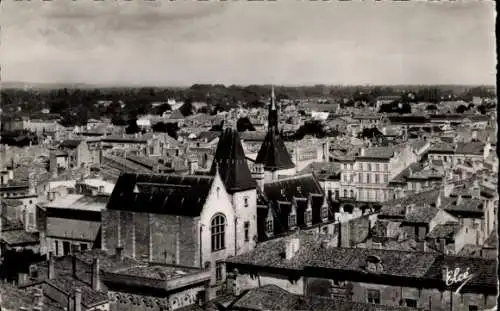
365, 255, 383, 273
266, 218, 273, 235
288, 213, 296, 228
321, 205, 328, 220
305, 209, 312, 226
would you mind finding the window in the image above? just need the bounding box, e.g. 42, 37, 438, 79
305, 210, 312, 225
321, 206, 328, 219
80, 243, 88, 252
384, 164, 388, 171
367, 289, 380, 304
216, 187, 220, 198
55, 241, 59, 256
374, 174, 379, 184
367, 163, 372, 171
384, 175, 388, 183
469, 306, 478, 311
343, 189, 347, 198
244, 221, 250, 242
211, 214, 226, 252
367, 173, 371, 184
215, 262, 224, 282
288, 213, 296, 228
266, 219, 273, 234
244, 197, 249, 208
406, 299, 417, 308
350, 190, 354, 198
375, 164, 380, 171
358, 173, 362, 184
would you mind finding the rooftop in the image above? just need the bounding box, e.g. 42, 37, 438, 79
44, 194, 108, 212
228, 285, 427, 311
426, 222, 462, 239
107, 173, 215, 216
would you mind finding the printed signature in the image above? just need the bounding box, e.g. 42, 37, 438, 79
445, 267, 474, 294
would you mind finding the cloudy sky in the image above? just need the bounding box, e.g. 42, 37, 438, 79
1, 0, 496, 86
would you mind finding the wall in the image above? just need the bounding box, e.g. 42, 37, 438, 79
428, 210, 458, 233
101, 210, 199, 266
232, 189, 258, 256
108, 286, 205, 311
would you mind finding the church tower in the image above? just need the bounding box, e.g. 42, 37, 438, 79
210, 127, 258, 254
255, 86, 295, 181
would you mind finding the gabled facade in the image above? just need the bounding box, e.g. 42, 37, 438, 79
102, 169, 255, 299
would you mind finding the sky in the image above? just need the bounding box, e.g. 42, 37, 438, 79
0, 0, 496, 86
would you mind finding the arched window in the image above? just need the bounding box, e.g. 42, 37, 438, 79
343, 189, 347, 198
211, 214, 226, 252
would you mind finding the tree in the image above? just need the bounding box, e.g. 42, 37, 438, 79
294, 120, 327, 140
154, 103, 172, 115
236, 117, 256, 132
179, 100, 194, 117
456, 105, 467, 114
125, 119, 140, 134
425, 104, 438, 111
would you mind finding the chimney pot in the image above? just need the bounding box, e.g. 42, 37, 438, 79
92, 257, 100, 291
48, 252, 55, 279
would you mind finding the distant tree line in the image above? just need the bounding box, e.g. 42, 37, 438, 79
1, 85, 495, 127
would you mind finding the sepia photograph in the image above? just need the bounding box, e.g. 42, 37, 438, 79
0, 0, 497, 310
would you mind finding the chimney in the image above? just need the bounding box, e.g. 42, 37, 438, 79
48, 252, 55, 279
91, 257, 100, 291
72, 255, 77, 278
74, 288, 82, 311
7, 167, 14, 181
360, 148, 366, 156
116, 246, 124, 261
439, 238, 446, 253
284, 238, 300, 260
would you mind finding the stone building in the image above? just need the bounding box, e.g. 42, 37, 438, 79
101, 127, 258, 299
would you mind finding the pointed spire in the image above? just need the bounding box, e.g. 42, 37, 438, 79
271, 85, 276, 110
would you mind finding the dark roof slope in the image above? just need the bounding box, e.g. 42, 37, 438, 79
107, 173, 214, 216
255, 129, 295, 171
59, 139, 82, 149
262, 174, 324, 202
210, 128, 256, 193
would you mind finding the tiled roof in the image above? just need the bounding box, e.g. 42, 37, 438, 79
262, 174, 323, 202
359, 147, 394, 159
210, 128, 256, 193
483, 231, 497, 248
0, 230, 39, 245
442, 198, 483, 213
44, 194, 108, 212
59, 139, 82, 149
424, 255, 497, 290
429, 142, 455, 153
107, 173, 215, 216
382, 189, 440, 209
298, 162, 341, 180
307, 248, 438, 279
197, 131, 221, 142
255, 128, 295, 170
455, 142, 485, 155
426, 222, 462, 239
226, 231, 322, 271
404, 206, 440, 224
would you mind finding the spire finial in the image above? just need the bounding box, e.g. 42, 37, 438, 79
271, 85, 276, 110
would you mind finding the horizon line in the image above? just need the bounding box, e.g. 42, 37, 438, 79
1, 81, 496, 89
